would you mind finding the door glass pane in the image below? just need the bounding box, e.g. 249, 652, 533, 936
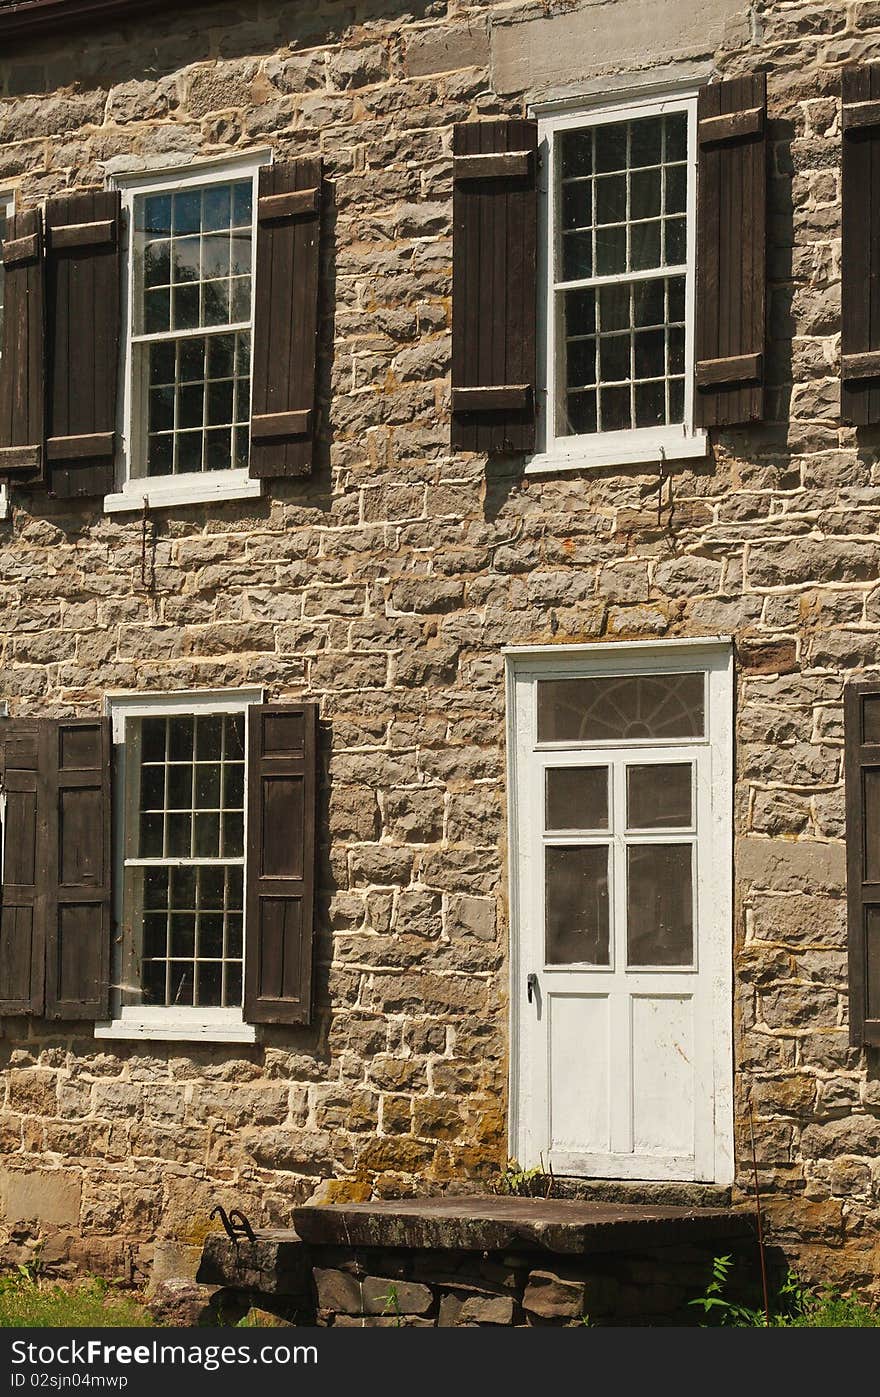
546, 845, 610, 965
627, 763, 692, 828
546, 767, 609, 831
537, 672, 704, 742
627, 844, 693, 966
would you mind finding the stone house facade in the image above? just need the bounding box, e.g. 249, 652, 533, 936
0, 0, 878, 1302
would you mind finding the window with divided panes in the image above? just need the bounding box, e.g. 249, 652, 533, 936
128, 168, 257, 482
122, 709, 247, 1011
537, 95, 699, 465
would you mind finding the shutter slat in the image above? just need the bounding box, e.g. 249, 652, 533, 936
695, 73, 767, 427
245, 703, 317, 1025
250, 159, 322, 479
0, 209, 45, 484
845, 683, 880, 1047
0, 720, 47, 1015
45, 189, 121, 498
451, 118, 538, 454
44, 718, 111, 1020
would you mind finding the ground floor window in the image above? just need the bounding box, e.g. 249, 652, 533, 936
98, 688, 263, 1043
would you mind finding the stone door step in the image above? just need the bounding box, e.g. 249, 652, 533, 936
292, 1196, 753, 1255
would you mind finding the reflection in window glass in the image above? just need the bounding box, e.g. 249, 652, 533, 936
545, 845, 610, 965
132, 179, 254, 478
124, 712, 246, 1009
538, 672, 705, 743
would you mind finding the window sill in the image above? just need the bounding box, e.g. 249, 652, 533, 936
95, 1010, 257, 1044
103, 469, 262, 514
525, 428, 708, 475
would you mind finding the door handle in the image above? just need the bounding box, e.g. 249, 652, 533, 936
527, 972, 538, 1004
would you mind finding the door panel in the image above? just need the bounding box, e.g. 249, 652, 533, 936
549, 992, 610, 1153
631, 993, 694, 1156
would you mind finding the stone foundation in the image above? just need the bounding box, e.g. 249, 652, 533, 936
197, 1198, 757, 1327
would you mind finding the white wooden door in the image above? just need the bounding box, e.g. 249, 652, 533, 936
509, 642, 733, 1184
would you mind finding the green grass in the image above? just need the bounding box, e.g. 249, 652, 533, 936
691, 1255, 880, 1328
0, 1275, 153, 1328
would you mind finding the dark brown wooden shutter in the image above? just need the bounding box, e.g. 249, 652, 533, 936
45, 190, 121, 499
841, 65, 880, 425
0, 210, 45, 482
250, 160, 322, 479
44, 718, 112, 1020
695, 74, 767, 427
844, 682, 880, 1047
0, 720, 47, 1015
451, 119, 538, 453
245, 703, 317, 1025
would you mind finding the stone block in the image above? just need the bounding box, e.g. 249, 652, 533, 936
314, 1267, 363, 1315
362, 1276, 433, 1315
457, 1295, 515, 1325
522, 1269, 587, 1320
1, 1169, 81, 1227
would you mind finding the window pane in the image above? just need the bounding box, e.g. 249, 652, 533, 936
595, 223, 626, 275
546, 846, 610, 965
627, 844, 694, 966
537, 672, 705, 743
559, 128, 593, 179
594, 121, 627, 173
562, 230, 592, 281
546, 767, 609, 831
665, 112, 687, 163
634, 379, 665, 428
630, 167, 660, 219
627, 763, 693, 828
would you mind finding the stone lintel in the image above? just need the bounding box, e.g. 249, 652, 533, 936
292, 1198, 754, 1256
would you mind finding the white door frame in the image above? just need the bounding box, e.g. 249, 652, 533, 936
505, 637, 734, 1185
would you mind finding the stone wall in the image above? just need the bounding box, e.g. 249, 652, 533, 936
0, 0, 878, 1298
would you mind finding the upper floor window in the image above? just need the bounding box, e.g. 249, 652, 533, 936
114, 155, 266, 511
532, 94, 706, 471
131, 177, 254, 480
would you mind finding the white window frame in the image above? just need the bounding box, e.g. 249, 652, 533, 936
528, 90, 708, 475
0, 189, 15, 523
106, 152, 270, 515
505, 637, 734, 1185
96, 686, 264, 1043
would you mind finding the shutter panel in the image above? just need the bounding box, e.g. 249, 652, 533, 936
250, 160, 322, 479
44, 718, 112, 1020
245, 703, 317, 1025
695, 74, 767, 427
841, 65, 880, 426
45, 190, 121, 499
451, 119, 538, 453
0, 209, 45, 482
845, 683, 880, 1047
0, 720, 47, 1015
